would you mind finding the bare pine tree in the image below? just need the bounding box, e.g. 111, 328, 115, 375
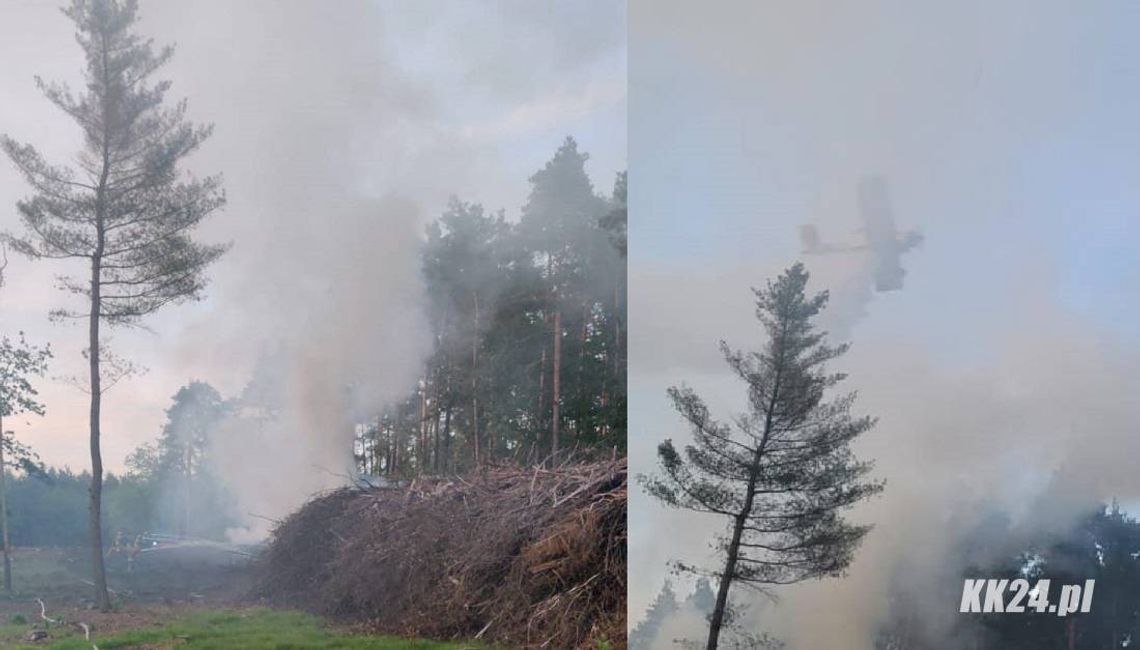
2, 0, 226, 610
644, 263, 884, 650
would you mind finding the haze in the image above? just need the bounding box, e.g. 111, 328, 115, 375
0, 0, 626, 480
630, 1, 1140, 647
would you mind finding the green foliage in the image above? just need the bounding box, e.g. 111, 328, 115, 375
644, 263, 882, 649
629, 580, 679, 650
0, 333, 51, 422
117, 380, 238, 539
357, 139, 626, 475
126, 381, 236, 538
1, 0, 227, 325
0, 332, 51, 473
876, 503, 1140, 649
4, 468, 153, 546
4, 379, 239, 546
599, 170, 627, 260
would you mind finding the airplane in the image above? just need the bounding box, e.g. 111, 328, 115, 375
799, 175, 922, 292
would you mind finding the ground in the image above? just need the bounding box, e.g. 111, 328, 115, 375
0, 547, 479, 649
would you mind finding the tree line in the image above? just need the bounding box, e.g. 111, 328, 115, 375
876, 502, 1140, 650
355, 141, 626, 477
0, 0, 626, 612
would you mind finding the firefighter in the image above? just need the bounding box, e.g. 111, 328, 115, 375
105, 530, 125, 559
126, 532, 146, 573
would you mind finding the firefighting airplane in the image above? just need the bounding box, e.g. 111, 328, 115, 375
799, 175, 923, 292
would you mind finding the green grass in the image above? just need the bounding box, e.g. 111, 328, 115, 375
1, 608, 477, 649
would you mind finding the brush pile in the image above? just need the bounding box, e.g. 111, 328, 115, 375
256, 458, 627, 649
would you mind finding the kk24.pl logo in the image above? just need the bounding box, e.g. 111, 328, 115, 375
960, 579, 1094, 616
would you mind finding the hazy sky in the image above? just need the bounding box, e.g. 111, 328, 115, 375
629, 1, 1140, 645
0, 0, 626, 473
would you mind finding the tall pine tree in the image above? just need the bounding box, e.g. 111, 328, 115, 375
645, 263, 883, 650
2, 0, 226, 609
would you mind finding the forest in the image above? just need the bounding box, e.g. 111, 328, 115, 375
875, 502, 1140, 650
1, 137, 627, 546
631, 502, 1140, 650
0, 3, 628, 646
356, 139, 627, 475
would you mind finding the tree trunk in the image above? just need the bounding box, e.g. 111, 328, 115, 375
551, 309, 562, 464
389, 423, 398, 475
471, 292, 480, 467
537, 346, 546, 440
429, 408, 439, 473
182, 445, 192, 537
614, 284, 622, 383
88, 29, 113, 612
370, 422, 379, 476
486, 396, 494, 459
442, 405, 452, 473
89, 256, 110, 611
575, 308, 588, 438
0, 415, 11, 595
418, 383, 427, 474
708, 354, 783, 650
380, 419, 388, 475
706, 462, 760, 650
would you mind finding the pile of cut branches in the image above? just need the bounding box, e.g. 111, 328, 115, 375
256, 458, 627, 649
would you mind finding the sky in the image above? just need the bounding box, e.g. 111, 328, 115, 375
0, 0, 626, 474
629, 1, 1140, 646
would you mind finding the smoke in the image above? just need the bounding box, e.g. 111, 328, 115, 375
0, 0, 625, 495
631, 220, 1140, 648
634, 242, 1140, 648
630, 2, 1140, 646
91, 1, 621, 540
139, 0, 627, 541
111, 2, 433, 540
763, 301, 1140, 648
631, 176, 1140, 648
203, 194, 429, 542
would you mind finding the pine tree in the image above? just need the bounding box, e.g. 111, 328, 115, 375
156, 382, 227, 536
645, 263, 883, 650
517, 137, 610, 462
630, 580, 680, 650
0, 333, 51, 594
355, 140, 625, 473
423, 200, 511, 468
2, 0, 226, 609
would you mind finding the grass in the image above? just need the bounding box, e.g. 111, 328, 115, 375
1, 608, 478, 649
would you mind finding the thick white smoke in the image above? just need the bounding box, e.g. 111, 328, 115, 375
631, 1, 1140, 647
136, 2, 443, 539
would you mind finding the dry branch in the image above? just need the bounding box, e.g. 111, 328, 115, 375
256, 458, 627, 649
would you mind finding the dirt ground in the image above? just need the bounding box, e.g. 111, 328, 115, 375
0, 547, 480, 649
0, 545, 257, 639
